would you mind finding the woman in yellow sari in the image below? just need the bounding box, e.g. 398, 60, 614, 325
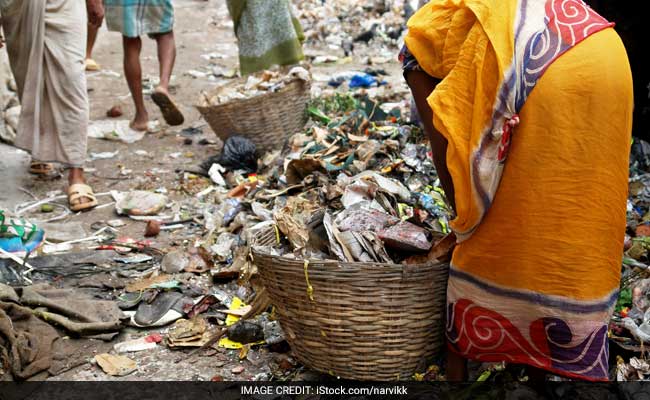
402, 0, 633, 381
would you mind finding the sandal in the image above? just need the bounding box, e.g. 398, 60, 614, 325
151, 90, 185, 126
29, 162, 60, 177
68, 183, 98, 212
85, 58, 101, 72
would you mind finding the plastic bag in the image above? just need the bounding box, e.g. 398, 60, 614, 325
202, 136, 258, 174
349, 73, 377, 88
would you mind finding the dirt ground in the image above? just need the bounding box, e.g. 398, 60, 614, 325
0, 0, 409, 381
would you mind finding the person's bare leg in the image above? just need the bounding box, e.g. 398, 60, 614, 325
151, 31, 184, 126
68, 167, 86, 208
123, 35, 148, 131
153, 31, 176, 94
446, 350, 468, 381
68, 167, 85, 186
406, 70, 456, 212
86, 23, 99, 61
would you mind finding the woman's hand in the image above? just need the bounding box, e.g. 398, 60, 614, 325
86, 0, 104, 27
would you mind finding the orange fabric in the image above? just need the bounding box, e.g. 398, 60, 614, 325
452, 27, 632, 300
405, 0, 632, 381
405, 0, 517, 237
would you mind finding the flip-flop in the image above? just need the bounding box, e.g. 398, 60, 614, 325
29, 162, 60, 177
125, 308, 184, 328
151, 91, 184, 126
85, 58, 101, 72
133, 291, 189, 326
117, 291, 144, 310
68, 183, 98, 212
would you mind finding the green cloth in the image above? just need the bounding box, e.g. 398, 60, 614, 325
227, 0, 305, 75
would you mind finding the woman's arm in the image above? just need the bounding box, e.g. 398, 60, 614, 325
405, 70, 456, 213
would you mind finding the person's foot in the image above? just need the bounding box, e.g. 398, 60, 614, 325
130, 111, 149, 132
152, 86, 184, 126
154, 85, 169, 96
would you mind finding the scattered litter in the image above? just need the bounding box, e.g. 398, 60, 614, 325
88, 120, 146, 144
202, 136, 258, 174
125, 274, 173, 293
114, 334, 163, 353
144, 220, 161, 237
41, 243, 73, 255
219, 297, 261, 349
349, 73, 385, 88
106, 105, 123, 118
94, 354, 137, 376
166, 318, 211, 348
40, 222, 87, 243
114, 254, 153, 264
90, 151, 119, 161
208, 164, 227, 186
107, 219, 127, 228
227, 321, 264, 344
161, 250, 189, 274
114, 191, 168, 216
185, 69, 209, 79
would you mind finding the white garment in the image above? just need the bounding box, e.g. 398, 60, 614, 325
1, 0, 89, 167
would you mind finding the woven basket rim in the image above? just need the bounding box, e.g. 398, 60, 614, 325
194, 79, 310, 111
251, 246, 445, 270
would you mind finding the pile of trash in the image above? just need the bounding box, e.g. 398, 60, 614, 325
0, 50, 19, 144
198, 67, 311, 106
607, 140, 650, 380
198, 92, 452, 266
260, 107, 449, 262
296, 0, 412, 63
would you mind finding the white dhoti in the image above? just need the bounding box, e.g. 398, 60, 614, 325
1, 0, 88, 167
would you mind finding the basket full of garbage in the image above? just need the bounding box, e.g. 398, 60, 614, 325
196, 67, 311, 151
250, 186, 452, 380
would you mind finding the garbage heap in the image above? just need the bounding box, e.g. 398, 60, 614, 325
609, 140, 650, 380
200, 91, 452, 271
247, 94, 451, 263
296, 0, 412, 64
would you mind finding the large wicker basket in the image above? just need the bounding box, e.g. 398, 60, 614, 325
196, 80, 310, 151
251, 226, 449, 381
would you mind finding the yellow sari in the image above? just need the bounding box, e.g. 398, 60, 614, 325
405, 0, 633, 380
